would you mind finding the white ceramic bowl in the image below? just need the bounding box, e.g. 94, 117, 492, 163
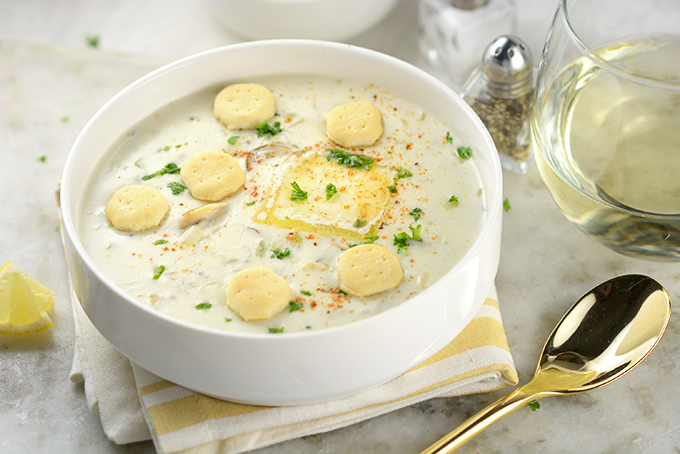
61, 40, 502, 406
206, 0, 400, 41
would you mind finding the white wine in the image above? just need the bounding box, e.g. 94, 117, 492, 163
533, 36, 680, 260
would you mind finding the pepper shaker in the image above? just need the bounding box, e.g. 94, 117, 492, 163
418, 0, 517, 90
461, 35, 535, 174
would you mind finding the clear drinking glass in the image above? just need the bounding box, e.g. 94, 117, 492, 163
532, 0, 680, 261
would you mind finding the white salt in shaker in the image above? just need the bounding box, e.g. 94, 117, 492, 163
418, 0, 516, 90
461, 35, 535, 174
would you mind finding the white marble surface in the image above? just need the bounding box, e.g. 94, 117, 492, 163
1, 0, 679, 453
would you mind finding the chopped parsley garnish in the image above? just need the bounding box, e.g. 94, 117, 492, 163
457, 146, 472, 160
246, 201, 256, 206
408, 224, 423, 241
154, 239, 169, 245
445, 131, 453, 144
271, 248, 291, 259
37, 156, 47, 163
409, 207, 423, 221
504, 198, 511, 212
327, 148, 375, 171
395, 168, 413, 180
290, 301, 304, 312
142, 162, 181, 180
449, 195, 459, 203
61, 116, 70, 123
256, 120, 282, 137
353, 219, 367, 229
290, 181, 308, 202
527, 400, 541, 411
225, 318, 232, 322
195, 302, 212, 310
227, 136, 239, 145
268, 327, 285, 333
393, 232, 411, 254
325, 183, 338, 201
349, 234, 380, 248
300, 290, 312, 296
152, 265, 165, 280
388, 185, 398, 193
364, 234, 379, 244
85, 34, 100, 48
167, 181, 187, 195
393, 225, 423, 253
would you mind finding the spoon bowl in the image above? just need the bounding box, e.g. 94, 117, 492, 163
421, 274, 672, 453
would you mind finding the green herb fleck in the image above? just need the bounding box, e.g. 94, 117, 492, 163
246, 201, 256, 206
393, 225, 423, 253
85, 34, 100, 48
167, 181, 187, 195
163, 145, 171, 151
61, 116, 70, 123
142, 162, 181, 180
195, 302, 212, 310
325, 183, 338, 201
225, 318, 232, 322
256, 120, 282, 137
300, 290, 312, 296
338, 288, 347, 295
449, 195, 459, 203
393, 232, 411, 254
364, 234, 379, 244
290, 181, 308, 202
388, 185, 398, 194
445, 131, 453, 144
290, 301, 304, 312
504, 198, 511, 212
152, 265, 165, 280
37, 156, 47, 163
353, 219, 367, 229
396, 168, 413, 180
457, 146, 472, 160
409, 207, 423, 221
271, 248, 291, 260
527, 400, 541, 411
227, 136, 239, 145
268, 327, 284, 333
327, 148, 375, 171
408, 224, 423, 241
154, 239, 169, 245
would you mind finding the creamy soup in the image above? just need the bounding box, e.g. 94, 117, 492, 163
79, 75, 486, 333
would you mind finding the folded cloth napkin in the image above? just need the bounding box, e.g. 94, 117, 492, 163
69, 285, 518, 454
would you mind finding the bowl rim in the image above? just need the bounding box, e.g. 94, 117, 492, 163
61, 39, 502, 340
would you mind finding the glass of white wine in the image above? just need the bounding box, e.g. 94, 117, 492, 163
532, 0, 680, 261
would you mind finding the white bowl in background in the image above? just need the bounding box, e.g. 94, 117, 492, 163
206, 0, 401, 41
61, 40, 502, 406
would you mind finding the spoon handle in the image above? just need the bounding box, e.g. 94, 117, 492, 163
419, 385, 542, 454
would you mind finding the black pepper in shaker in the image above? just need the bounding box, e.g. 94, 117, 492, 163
461, 35, 535, 174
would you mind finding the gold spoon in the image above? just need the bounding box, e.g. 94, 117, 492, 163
421, 274, 672, 454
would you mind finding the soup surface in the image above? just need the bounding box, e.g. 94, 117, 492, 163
79, 75, 486, 333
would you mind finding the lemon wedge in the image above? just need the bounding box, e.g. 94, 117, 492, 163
0, 262, 55, 336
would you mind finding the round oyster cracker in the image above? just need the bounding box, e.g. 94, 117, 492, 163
213, 83, 276, 130
105, 185, 169, 232
326, 101, 383, 148
180, 150, 245, 202
226, 267, 293, 321
337, 244, 403, 297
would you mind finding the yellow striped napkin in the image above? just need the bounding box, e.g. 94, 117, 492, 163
69, 286, 517, 454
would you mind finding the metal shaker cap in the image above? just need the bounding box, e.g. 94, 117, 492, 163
482, 35, 533, 98
450, 0, 490, 10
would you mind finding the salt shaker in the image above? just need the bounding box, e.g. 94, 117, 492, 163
461, 35, 535, 174
418, 0, 516, 89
